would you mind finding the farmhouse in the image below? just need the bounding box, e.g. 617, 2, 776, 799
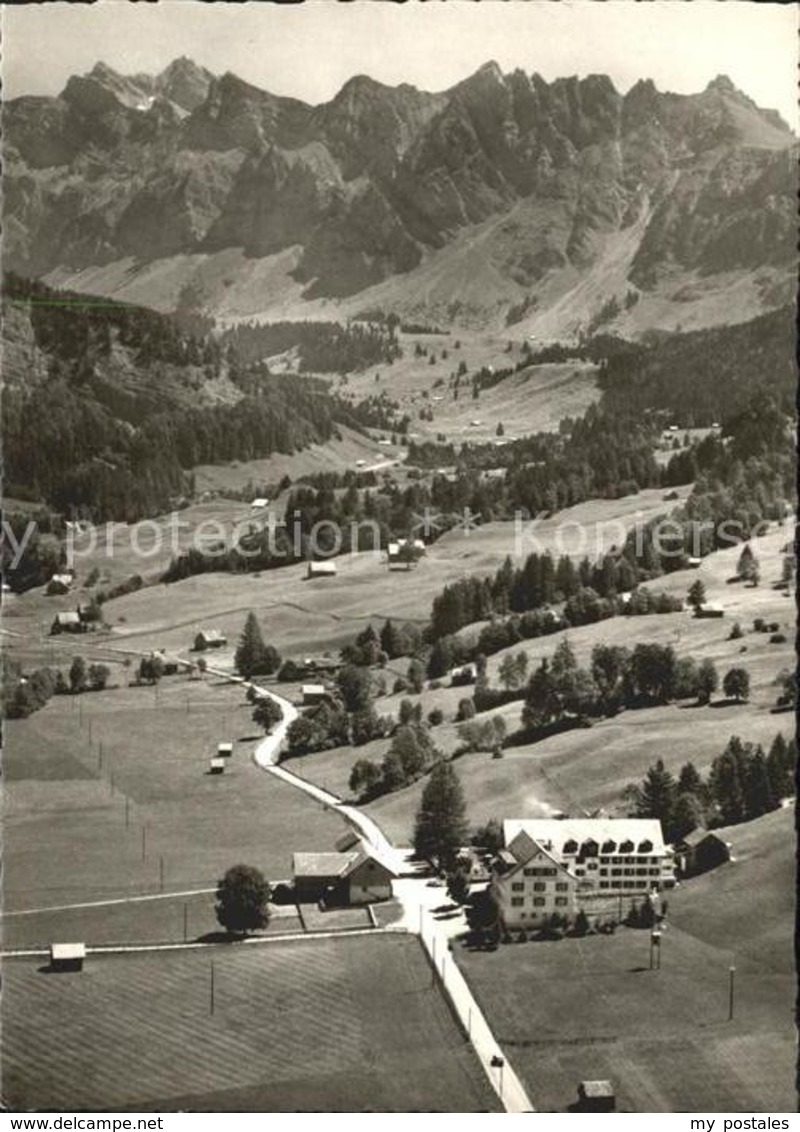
209, 757, 226, 775
195, 629, 227, 650
675, 829, 732, 878
251, 498, 269, 510
50, 611, 86, 635
307, 560, 337, 579
50, 943, 86, 972
292, 849, 395, 905
217, 742, 233, 758
492, 818, 675, 929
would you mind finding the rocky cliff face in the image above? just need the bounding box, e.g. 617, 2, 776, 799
4, 59, 796, 321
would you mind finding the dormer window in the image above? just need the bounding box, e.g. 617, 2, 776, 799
581, 839, 599, 858
601, 839, 617, 854
619, 839, 634, 853
638, 839, 653, 854
563, 839, 578, 854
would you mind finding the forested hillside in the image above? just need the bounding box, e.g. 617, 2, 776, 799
2, 276, 343, 521
597, 306, 796, 424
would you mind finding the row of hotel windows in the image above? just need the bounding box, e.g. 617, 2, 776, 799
512, 881, 569, 892
517, 869, 662, 888
523, 859, 662, 877
511, 877, 656, 899
510, 896, 568, 907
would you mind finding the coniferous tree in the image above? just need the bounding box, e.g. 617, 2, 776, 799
413, 761, 469, 869
633, 759, 677, 827
742, 745, 776, 819
670, 791, 706, 841
687, 579, 706, 612
709, 738, 747, 824
235, 612, 268, 678
69, 655, 88, 694
766, 732, 795, 800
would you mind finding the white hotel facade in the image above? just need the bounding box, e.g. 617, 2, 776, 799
492, 818, 676, 929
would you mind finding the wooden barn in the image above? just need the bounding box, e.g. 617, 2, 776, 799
292, 849, 395, 906
195, 629, 227, 650
676, 830, 732, 877
695, 603, 724, 619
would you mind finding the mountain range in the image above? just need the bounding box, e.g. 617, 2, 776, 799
4, 57, 796, 332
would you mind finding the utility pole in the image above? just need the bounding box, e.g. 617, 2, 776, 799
210, 960, 215, 1016
728, 965, 736, 1021
159, 855, 165, 893
125, 794, 130, 828
650, 929, 662, 970
183, 903, 188, 943
141, 824, 147, 862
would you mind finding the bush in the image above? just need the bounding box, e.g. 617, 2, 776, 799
770, 633, 787, 644
427, 707, 445, 727
729, 622, 743, 640
277, 659, 302, 682
456, 697, 476, 722
753, 618, 767, 632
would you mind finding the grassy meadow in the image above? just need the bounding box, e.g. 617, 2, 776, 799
455, 804, 795, 1112
3, 676, 346, 924
2, 935, 500, 1112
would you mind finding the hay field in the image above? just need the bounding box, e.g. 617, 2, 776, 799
3, 677, 345, 920
2, 935, 500, 1112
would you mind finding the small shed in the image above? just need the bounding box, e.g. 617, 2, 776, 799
307, 560, 337, 579
217, 742, 233, 758
695, 602, 724, 619
50, 943, 86, 972
686, 556, 703, 569
302, 684, 328, 706
577, 1080, 615, 1112
209, 757, 226, 775
251, 498, 269, 510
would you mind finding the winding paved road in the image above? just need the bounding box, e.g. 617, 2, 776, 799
216, 665, 535, 1113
